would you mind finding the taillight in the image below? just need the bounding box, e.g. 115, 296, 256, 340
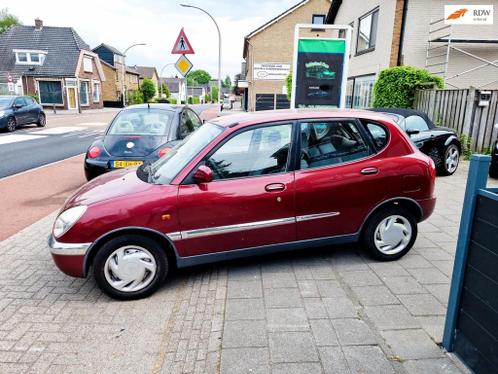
88, 146, 101, 158
159, 147, 172, 157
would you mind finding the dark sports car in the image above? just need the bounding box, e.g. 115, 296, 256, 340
371, 108, 461, 176
84, 104, 202, 180
0, 95, 46, 132
489, 124, 498, 178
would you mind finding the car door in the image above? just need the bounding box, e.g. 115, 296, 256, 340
403, 115, 435, 153
295, 118, 392, 240
176, 122, 296, 257
12, 97, 29, 125
24, 97, 39, 123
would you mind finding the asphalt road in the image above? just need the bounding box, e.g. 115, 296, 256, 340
0, 104, 214, 178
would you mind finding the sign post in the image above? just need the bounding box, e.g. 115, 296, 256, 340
291, 24, 352, 109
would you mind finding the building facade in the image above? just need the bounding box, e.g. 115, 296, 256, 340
128, 66, 160, 97
243, 0, 332, 111
0, 19, 104, 110
327, 0, 498, 108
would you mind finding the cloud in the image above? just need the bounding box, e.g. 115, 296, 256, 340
8, 0, 298, 79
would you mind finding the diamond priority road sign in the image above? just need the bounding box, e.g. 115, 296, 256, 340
175, 54, 193, 77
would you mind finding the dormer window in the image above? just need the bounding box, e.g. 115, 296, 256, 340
14, 49, 47, 65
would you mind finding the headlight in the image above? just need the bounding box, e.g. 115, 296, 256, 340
53, 206, 87, 238
0, 110, 5, 117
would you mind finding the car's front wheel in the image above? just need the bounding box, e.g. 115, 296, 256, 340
441, 144, 460, 176
93, 235, 168, 300
363, 207, 417, 261
6, 117, 16, 132
37, 113, 46, 127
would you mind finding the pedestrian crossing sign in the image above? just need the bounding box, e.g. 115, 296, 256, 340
174, 54, 193, 77
171, 28, 195, 54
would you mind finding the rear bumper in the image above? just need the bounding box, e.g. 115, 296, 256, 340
417, 197, 437, 222
48, 235, 91, 278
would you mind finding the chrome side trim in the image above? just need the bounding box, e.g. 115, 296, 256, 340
48, 235, 91, 256
181, 217, 295, 239
166, 231, 182, 241
296, 212, 340, 222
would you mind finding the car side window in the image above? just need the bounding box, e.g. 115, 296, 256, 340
405, 115, 429, 132
179, 111, 195, 139
299, 121, 372, 170
187, 110, 202, 130
364, 121, 389, 151
14, 97, 26, 107
207, 123, 292, 180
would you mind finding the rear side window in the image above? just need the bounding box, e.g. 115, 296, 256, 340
363, 121, 389, 151
299, 120, 372, 169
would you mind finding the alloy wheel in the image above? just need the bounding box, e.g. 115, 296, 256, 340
374, 215, 412, 255
38, 113, 46, 126
445, 145, 459, 174
104, 245, 157, 292
6, 118, 16, 132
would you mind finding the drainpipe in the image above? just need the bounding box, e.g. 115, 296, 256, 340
397, 0, 409, 66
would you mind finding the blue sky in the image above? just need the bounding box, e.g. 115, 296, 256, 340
8, 0, 299, 80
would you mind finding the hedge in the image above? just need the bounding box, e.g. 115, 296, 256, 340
373, 66, 444, 108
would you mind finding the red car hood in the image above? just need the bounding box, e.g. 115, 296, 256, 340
64, 168, 155, 207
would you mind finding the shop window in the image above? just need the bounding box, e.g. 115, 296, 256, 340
357, 8, 378, 54
38, 81, 63, 104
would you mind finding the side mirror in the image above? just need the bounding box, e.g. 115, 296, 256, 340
193, 165, 213, 184
12, 104, 22, 109
406, 129, 420, 136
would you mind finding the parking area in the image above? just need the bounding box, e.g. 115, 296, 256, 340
0, 162, 496, 374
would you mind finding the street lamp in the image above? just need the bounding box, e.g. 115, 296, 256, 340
122, 43, 146, 107
180, 4, 222, 114
159, 63, 174, 98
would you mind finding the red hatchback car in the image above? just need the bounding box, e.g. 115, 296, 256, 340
49, 110, 436, 300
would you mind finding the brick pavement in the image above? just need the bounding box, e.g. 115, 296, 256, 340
0, 161, 496, 373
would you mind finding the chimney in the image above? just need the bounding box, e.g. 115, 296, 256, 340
35, 18, 43, 30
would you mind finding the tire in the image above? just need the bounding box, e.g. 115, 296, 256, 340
5, 117, 16, 132
93, 235, 168, 300
362, 207, 417, 261
440, 144, 460, 176
37, 112, 46, 127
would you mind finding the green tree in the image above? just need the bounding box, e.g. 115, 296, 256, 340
211, 86, 219, 103
187, 69, 211, 85
0, 8, 20, 34
160, 83, 170, 98
223, 75, 232, 88
286, 71, 292, 100
140, 78, 156, 103
373, 66, 444, 108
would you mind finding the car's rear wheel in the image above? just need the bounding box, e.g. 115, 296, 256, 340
93, 235, 168, 300
363, 207, 417, 261
37, 113, 46, 127
441, 144, 460, 176
6, 117, 16, 132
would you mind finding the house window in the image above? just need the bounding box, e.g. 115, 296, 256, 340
14, 50, 46, 65
92, 81, 100, 103
312, 14, 325, 25
80, 81, 89, 106
30, 53, 40, 63
38, 80, 63, 105
17, 52, 28, 62
347, 74, 376, 109
83, 57, 93, 73
357, 8, 379, 54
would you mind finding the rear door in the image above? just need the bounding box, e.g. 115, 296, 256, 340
176, 121, 296, 257
295, 118, 392, 240
24, 97, 39, 123
12, 97, 29, 124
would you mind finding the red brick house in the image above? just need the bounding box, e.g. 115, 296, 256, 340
0, 19, 106, 110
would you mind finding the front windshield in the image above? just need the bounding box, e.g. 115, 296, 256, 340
148, 122, 224, 184
108, 108, 174, 136
0, 97, 13, 109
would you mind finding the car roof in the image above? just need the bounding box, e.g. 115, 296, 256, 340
122, 103, 185, 112
209, 109, 397, 128
369, 107, 435, 129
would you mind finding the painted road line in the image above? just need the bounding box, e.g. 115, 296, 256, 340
33, 126, 87, 134
0, 134, 47, 145
76, 122, 108, 127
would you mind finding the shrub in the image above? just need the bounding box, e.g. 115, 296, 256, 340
169, 98, 177, 104
286, 71, 292, 100
140, 78, 156, 103
373, 66, 444, 108
127, 90, 143, 105
460, 134, 473, 160
188, 97, 193, 104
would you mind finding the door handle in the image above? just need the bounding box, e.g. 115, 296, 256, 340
360, 167, 379, 175
265, 183, 285, 192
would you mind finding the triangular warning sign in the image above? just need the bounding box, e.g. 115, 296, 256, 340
171, 28, 195, 55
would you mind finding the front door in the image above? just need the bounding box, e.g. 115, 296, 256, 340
67, 87, 77, 109
295, 119, 391, 240
176, 122, 296, 257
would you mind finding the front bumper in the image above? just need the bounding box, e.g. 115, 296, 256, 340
48, 235, 91, 278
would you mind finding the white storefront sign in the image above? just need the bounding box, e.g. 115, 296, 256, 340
253, 63, 290, 80
445, 5, 493, 25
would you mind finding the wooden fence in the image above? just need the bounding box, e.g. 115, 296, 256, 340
414, 88, 498, 153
